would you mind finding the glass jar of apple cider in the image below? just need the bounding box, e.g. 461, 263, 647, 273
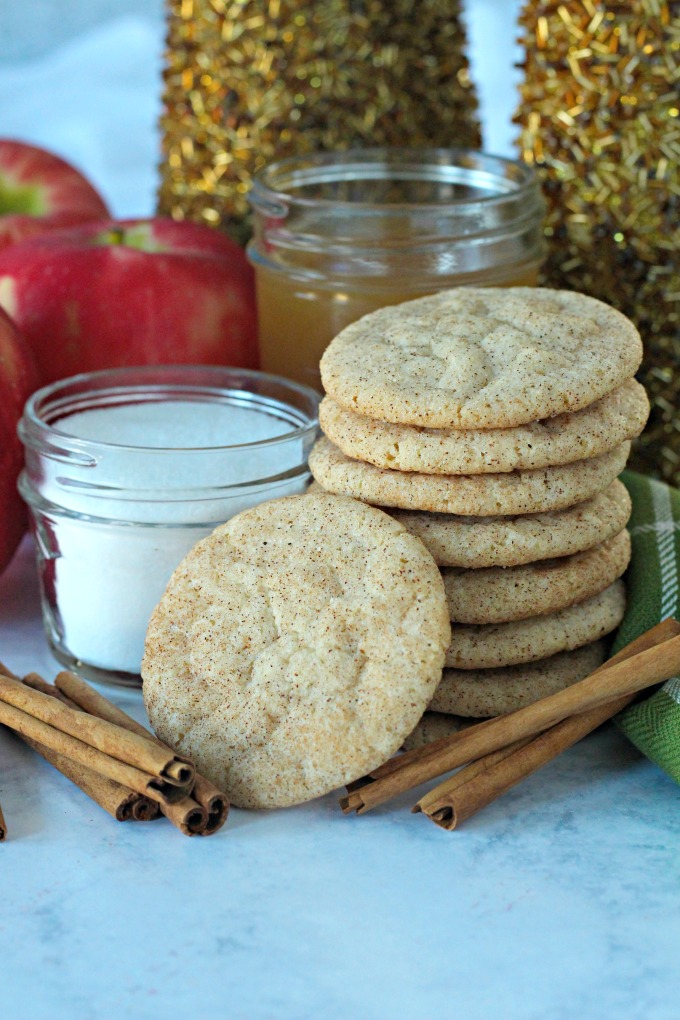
247, 148, 545, 389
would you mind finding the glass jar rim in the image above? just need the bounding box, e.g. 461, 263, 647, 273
20, 364, 320, 457
250, 146, 540, 216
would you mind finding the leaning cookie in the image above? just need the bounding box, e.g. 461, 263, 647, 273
431, 641, 607, 717
319, 379, 648, 475
142, 492, 450, 810
445, 580, 625, 669
309, 435, 630, 516
387, 480, 631, 568
320, 287, 643, 429
443, 529, 631, 625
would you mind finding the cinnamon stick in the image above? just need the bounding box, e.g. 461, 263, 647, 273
55, 670, 229, 835
23, 671, 79, 708
55, 671, 154, 733
34, 740, 157, 821
0, 673, 194, 795
341, 618, 680, 815
413, 736, 534, 824
0, 696, 189, 806
415, 696, 633, 829
160, 795, 208, 835
20, 671, 159, 822
131, 797, 160, 821
191, 775, 229, 834
0, 663, 159, 822
413, 617, 666, 828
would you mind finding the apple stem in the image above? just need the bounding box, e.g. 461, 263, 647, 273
98, 227, 126, 246
93, 224, 163, 252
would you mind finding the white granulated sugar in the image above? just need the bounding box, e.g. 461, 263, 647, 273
48, 400, 311, 675
61, 400, 288, 447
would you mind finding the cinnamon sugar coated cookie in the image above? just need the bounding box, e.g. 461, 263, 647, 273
445, 580, 625, 669
309, 435, 630, 516
320, 287, 643, 429
442, 529, 631, 624
387, 480, 631, 568
319, 380, 648, 475
432, 642, 607, 717
142, 492, 450, 809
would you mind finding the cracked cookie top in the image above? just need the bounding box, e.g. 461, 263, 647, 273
319, 287, 643, 429
142, 491, 450, 808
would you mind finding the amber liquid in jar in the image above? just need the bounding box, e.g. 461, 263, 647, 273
248, 149, 545, 389
255, 264, 538, 388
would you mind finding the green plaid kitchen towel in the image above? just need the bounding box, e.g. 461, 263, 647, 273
613, 470, 680, 784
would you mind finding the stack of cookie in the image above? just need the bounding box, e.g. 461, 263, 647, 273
309, 287, 649, 736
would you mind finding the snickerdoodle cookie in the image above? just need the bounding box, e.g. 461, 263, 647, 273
309, 436, 630, 516
432, 641, 607, 717
387, 480, 631, 567
319, 380, 648, 475
320, 287, 643, 429
444, 580, 625, 669
442, 529, 630, 624
142, 491, 450, 809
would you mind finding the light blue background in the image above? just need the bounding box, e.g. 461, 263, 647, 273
0, 0, 524, 215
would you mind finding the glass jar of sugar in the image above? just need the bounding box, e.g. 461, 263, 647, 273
18, 365, 319, 688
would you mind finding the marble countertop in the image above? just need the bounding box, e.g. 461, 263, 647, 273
1, 13, 679, 1018
1, 537, 679, 1020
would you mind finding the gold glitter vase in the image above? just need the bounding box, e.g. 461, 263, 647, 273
515, 0, 680, 483
158, 0, 481, 245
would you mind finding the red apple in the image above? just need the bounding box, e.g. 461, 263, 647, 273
0, 308, 38, 576
0, 217, 258, 384
0, 139, 109, 250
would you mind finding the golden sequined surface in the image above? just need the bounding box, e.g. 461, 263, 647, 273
516, 0, 680, 483
157, 0, 480, 244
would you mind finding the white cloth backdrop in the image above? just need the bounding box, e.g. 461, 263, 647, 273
0, 1, 523, 218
